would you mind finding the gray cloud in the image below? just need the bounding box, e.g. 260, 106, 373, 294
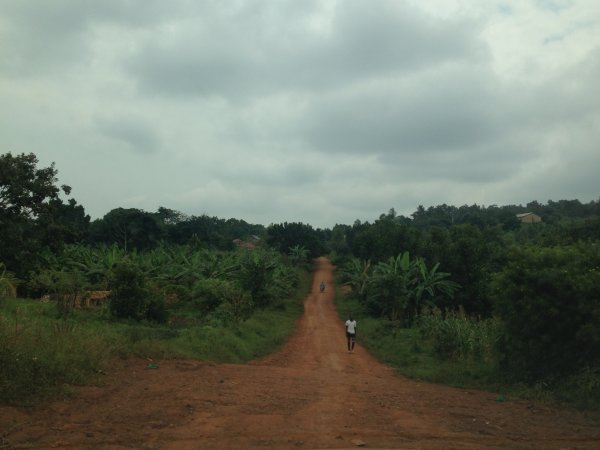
0, 0, 185, 76
126, 0, 485, 99
0, 0, 598, 228
95, 116, 162, 154
295, 66, 503, 155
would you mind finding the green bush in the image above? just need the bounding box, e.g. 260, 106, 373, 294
192, 278, 229, 313
236, 250, 276, 308
492, 243, 600, 380
556, 367, 600, 408
109, 261, 168, 323
144, 297, 169, 324
109, 262, 148, 320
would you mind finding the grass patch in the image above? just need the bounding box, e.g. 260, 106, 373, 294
0, 301, 112, 404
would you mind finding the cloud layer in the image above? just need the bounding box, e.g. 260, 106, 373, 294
1, 0, 598, 227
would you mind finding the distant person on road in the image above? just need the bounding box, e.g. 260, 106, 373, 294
320, 281, 325, 293
345, 316, 357, 353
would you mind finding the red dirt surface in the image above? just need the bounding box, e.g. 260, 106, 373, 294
1, 257, 599, 449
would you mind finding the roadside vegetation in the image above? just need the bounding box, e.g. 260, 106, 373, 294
335, 210, 600, 410
2, 151, 599, 409
0, 261, 309, 404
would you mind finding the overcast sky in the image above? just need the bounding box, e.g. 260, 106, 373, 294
1, 0, 599, 228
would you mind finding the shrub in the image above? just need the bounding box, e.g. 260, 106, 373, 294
28, 269, 88, 318
144, 297, 169, 324
236, 250, 276, 308
109, 262, 147, 320
192, 278, 228, 313
492, 243, 600, 380
193, 278, 252, 322
109, 261, 169, 323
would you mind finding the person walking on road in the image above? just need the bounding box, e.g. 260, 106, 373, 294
320, 281, 325, 293
345, 316, 357, 353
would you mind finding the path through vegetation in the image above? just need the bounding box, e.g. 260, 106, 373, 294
1, 257, 599, 449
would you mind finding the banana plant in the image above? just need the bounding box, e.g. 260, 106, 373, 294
288, 245, 309, 266
367, 252, 461, 325
342, 257, 372, 304
0, 262, 18, 299
370, 252, 414, 322
412, 258, 460, 319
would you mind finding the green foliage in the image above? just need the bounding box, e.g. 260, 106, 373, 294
0, 263, 19, 299
350, 210, 416, 262
492, 243, 600, 380
29, 269, 89, 318
0, 303, 111, 404
0, 152, 87, 278
192, 278, 252, 321
417, 308, 502, 362
335, 291, 500, 388
109, 261, 147, 320
235, 249, 277, 308
341, 257, 371, 304
327, 224, 351, 256
37, 198, 90, 250
428, 224, 503, 315
369, 252, 413, 322
89, 208, 164, 251
163, 212, 265, 250
25, 240, 299, 327
270, 262, 300, 302
343, 252, 460, 325
108, 261, 167, 323
288, 244, 310, 267
0, 269, 307, 404
192, 278, 228, 313
267, 222, 326, 257
144, 297, 169, 324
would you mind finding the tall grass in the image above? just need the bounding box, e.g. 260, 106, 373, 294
0, 303, 112, 403
417, 307, 502, 363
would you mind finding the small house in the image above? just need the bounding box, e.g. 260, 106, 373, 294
516, 212, 542, 224
233, 238, 256, 249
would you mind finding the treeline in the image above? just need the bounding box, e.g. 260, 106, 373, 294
0, 153, 327, 286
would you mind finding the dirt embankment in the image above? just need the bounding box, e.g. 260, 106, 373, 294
1, 257, 599, 449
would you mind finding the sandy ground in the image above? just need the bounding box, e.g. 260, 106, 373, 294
1, 257, 599, 449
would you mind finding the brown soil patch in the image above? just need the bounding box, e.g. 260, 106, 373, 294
1, 257, 599, 449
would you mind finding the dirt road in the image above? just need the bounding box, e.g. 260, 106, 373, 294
1, 257, 599, 449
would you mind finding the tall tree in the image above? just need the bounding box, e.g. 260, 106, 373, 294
266, 222, 326, 257
89, 208, 164, 251
0, 152, 81, 277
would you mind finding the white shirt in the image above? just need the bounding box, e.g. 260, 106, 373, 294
345, 319, 357, 334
